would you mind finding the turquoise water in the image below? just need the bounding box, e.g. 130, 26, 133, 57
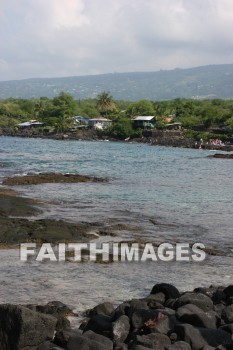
0, 136, 232, 307
0, 136, 232, 248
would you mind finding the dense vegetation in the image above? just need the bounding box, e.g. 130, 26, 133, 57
0, 91, 233, 140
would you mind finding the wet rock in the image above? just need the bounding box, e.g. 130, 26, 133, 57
0, 192, 41, 217
223, 286, 233, 298
55, 316, 71, 332
87, 302, 115, 317
221, 305, 233, 324
150, 283, 180, 300
0, 304, 57, 350
112, 315, 130, 345
2, 172, 107, 186
130, 309, 160, 330
112, 301, 131, 320
132, 333, 171, 349
143, 310, 177, 335
114, 344, 128, 350
54, 329, 82, 348
208, 154, 233, 159
3, 283, 233, 350
83, 314, 112, 337
174, 323, 233, 349
176, 304, 217, 328
219, 323, 233, 334
128, 300, 149, 313
83, 330, 113, 347
174, 292, 214, 312
0, 217, 100, 245
216, 345, 233, 350
144, 293, 166, 306
26, 300, 73, 319
67, 332, 113, 350
214, 303, 226, 320
165, 341, 191, 350
36, 341, 64, 349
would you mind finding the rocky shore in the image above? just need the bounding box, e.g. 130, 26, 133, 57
2, 172, 108, 186
207, 154, 233, 159
0, 185, 116, 247
0, 173, 142, 249
1, 130, 233, 152
0, 173, 110, 248
1, 283, 233, 349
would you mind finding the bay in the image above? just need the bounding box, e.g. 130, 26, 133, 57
0, 136, 232, 308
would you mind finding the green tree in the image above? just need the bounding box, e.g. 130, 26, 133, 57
53, 92, 77, 117
127, 99, 155, 117
34, 97, 53, 121
96, 91, 116, 116
110, 116, 133, 139
52, 92, 78, 132
226, 116, 233, 131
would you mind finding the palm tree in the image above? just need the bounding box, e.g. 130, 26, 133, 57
96, 91, 116, 117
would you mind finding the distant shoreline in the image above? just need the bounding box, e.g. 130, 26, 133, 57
1, 130, 233, 152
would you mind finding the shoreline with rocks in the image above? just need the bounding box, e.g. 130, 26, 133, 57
0, 174, 229, 258
1, 283, 233, 349
1, 131, 233, 152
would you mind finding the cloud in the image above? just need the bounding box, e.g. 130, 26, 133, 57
1, 0, 233, 80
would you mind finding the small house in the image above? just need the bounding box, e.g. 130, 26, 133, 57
133, 116, 155, 129
17, 120, 43, 128
165, 122, 182, 130
88, 118, 112, 130
73, 116, 88, 124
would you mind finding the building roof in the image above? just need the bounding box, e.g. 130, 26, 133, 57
74, 116, 88, 121
134, 116, 155, 121
17, 120, 43, 127
166, 122, 182, 126
88, 118, 112, 122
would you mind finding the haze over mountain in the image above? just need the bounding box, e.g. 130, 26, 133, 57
1, 64, 233, 101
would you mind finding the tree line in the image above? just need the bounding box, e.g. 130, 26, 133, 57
0, 91, 233, 139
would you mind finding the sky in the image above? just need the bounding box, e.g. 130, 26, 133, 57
1, 0, 233, 81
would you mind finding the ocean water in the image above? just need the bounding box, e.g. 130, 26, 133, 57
0, 136, 232, 309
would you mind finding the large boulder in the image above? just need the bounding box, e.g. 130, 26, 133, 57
126, 300, 149, 320
223, 286, 233, 299
54, 329, 82, 348
26, 301, 73, 319
112, 301, 131, 321
87, 302, 115, 317
132, 333, 171, 349
222, 305, 233, 324
83, 314, 112, 337
176, 304, 217, 328
174, 323, 233, 350
112, 315, 130, 345
219, 323, 233, 334
130, 309, 160, 330
83, 330, 113, 347
144, 293, 166, 306
0, 304, 57, 350
143, 310, 177, 335
165, 341, 191, 350
36, 341, 64, 349
174, 292, 214, 312
150, 284, 180, 300
67, 332, 113, 350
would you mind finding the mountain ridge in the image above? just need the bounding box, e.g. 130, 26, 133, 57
1, 64, 233, 101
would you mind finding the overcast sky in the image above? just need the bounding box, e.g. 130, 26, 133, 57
1, 0, 233, 81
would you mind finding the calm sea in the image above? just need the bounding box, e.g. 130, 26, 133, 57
0, 136, 232, 310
